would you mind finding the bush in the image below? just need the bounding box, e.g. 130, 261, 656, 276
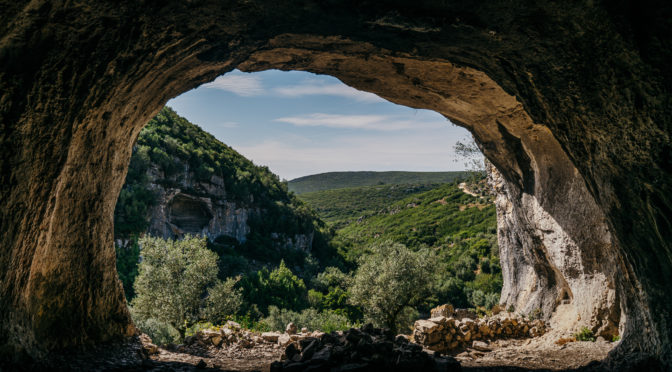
203, 276, 243, 325
483, 292, 500, 310
242, 260, 307, 314
349, 240, 436, 334
470, 290, 486, 307
131, 235, 238, 338
262, 306, 355, 333
133, 317, 181, 346
574, 326, 596, 342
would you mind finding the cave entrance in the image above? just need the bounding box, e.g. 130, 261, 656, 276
4, 3, 668, 368
117, 65, 619, 369
168, 194, 213, 235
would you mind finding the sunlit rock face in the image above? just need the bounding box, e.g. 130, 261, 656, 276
0, 0, 670, 368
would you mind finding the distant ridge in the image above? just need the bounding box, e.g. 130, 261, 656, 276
288, 171, 471, 194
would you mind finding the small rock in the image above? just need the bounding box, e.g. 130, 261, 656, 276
278, 333, 292, 347
472, 340, 491, 352
262, 331, 281, 343
300, 327, 309, 333
142, 343, 159, 355
226, 320, 241, 330
286, 322, 298, 335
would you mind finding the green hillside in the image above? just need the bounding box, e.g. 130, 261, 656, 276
288, 171, 472, 194
297, 183, 443, 228
303, 180, 501, 310
114, 107, 335, 298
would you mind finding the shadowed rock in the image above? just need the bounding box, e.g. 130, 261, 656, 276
0, 0, 670, 369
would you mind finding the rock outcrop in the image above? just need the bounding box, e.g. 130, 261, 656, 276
114, 108, 317, 252
1, 0, 670, 369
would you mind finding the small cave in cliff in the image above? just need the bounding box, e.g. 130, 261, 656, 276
168, 194, 213, 234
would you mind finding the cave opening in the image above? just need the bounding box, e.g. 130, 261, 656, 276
114, 65, 620, 370
1, 2, 670, 370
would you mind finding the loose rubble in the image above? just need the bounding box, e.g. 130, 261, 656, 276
412, 304, 547, 353
270, 323, 460, 371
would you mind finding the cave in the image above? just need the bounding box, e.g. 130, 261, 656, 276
168, 194, 214, 235
0, 1, 670, 369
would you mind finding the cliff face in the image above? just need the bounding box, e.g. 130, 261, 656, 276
0, 0, 670, 368
114, 108, 316, 253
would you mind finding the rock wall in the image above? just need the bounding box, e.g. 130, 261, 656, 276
0, 0, 670, 368
143, 164, 252, 243
488, 163, 620, 339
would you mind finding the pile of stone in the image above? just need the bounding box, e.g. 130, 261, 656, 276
412, 304, 547, 352
183, 321, 332, 351
270, 324, 460, 372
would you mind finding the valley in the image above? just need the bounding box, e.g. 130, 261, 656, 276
114, 108, 502, 347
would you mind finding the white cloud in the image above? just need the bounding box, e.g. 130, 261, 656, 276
202, 74, 264, 96
274, 113, 446, 131
274, 81, 385, 103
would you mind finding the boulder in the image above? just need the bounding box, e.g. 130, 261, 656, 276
286, 322, 298, 335
262, 331, 281, 343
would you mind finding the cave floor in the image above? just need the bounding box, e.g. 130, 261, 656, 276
454, 337, 615, 371
143, 334, 615, 372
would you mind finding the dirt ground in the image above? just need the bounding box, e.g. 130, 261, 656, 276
144, 333, 615, 372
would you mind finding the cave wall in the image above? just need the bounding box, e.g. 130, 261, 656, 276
0, 0, 670, 367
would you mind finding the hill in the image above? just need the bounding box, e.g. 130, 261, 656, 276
288, 171, 472, 194
114, 107, 334, 298
302, 179, 501, 310
296, 183, 443, 229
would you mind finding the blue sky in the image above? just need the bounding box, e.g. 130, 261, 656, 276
167, 69, 475, 180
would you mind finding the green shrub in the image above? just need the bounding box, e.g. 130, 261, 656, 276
241, 260, 307, 314
483, 292, 500, 310
262, 306, 355, 333
574, 327, 596, 342
470, 290, 486, 307
226, 314, 272, 333
185, 322, 216, 337
349, 241, 436, 334
131, 235, 239, 338
134, 317, 181, 346
203, 276, 244, 325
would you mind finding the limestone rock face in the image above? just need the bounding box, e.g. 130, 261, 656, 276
0, 0, 670, 368
143, 163, 252, 243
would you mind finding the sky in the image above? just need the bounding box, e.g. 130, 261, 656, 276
167, 69, 476, 180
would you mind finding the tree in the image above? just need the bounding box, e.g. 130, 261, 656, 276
131, 235, 241, 338
203, 276, 244, 325
349, 240, 436, 334
453, 136, 485, 173
242, 260, 307, 314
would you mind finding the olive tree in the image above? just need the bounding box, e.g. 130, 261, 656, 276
349, 240, 436, 334
131, 235, 242, 338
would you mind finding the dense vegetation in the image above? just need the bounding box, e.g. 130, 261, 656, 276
114, 107, 336, 299
288, 171, 471, 194
297, 183, 441, 228
326, 181, 501, 312
117, 107, 501, 344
